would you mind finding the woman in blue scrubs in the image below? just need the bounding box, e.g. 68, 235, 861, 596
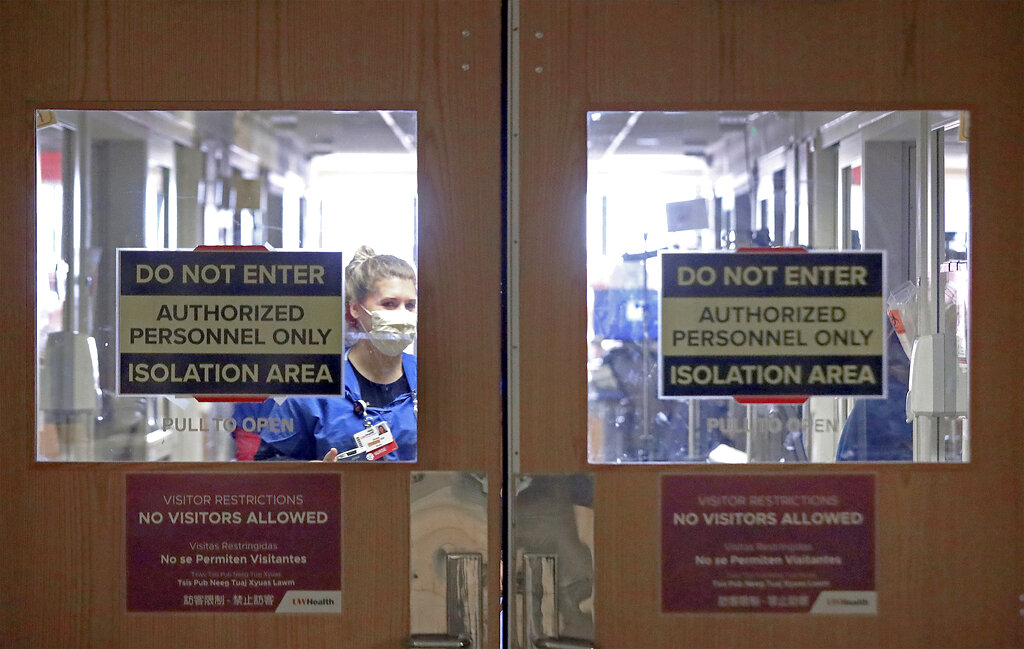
255, 246, 418, 461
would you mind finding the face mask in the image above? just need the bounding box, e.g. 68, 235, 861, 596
359, 306, 417, 356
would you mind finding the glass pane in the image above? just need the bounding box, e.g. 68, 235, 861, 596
36, 110, 419, 462
586, 110, 970, 464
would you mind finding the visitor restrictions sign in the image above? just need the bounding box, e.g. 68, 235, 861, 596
117, 249, 344, 396
126, 473, 342, 613
660, 251, 885, 398
661, 474, 876, 614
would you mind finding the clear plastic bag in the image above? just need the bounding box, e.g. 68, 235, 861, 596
886, 280, 918, 359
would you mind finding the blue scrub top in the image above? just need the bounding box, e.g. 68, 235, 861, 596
837, 333, 913, 461
262, 352, 417, 461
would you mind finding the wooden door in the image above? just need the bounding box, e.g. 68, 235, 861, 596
0, 2, 503, 648
514, 2, 1023, 648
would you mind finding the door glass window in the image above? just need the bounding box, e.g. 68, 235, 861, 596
35, 110, 419, 462
586, 110, 970, 464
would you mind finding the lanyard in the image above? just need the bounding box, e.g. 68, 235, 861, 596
352, 398, 375, 428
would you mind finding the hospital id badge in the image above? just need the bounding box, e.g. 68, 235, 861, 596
353, 421, 398, 461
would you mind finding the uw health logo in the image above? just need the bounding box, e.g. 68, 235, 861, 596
809, 591, 877, 615
275, 590, 342, 613
293, 596, 334, 606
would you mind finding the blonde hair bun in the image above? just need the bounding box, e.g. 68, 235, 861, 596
345, 245, 415, 304
351, 245, 376, 265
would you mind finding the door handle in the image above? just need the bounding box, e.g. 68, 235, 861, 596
534, 637, 595, 649
523, 554, 597, 649
406, 633, 471, 648
406, 552, 483, 648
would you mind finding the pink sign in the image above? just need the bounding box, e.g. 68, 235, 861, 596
662, 474, 875, 614
126, 473, 342, 613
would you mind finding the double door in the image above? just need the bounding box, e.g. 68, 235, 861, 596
1, 2, 1022, 648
